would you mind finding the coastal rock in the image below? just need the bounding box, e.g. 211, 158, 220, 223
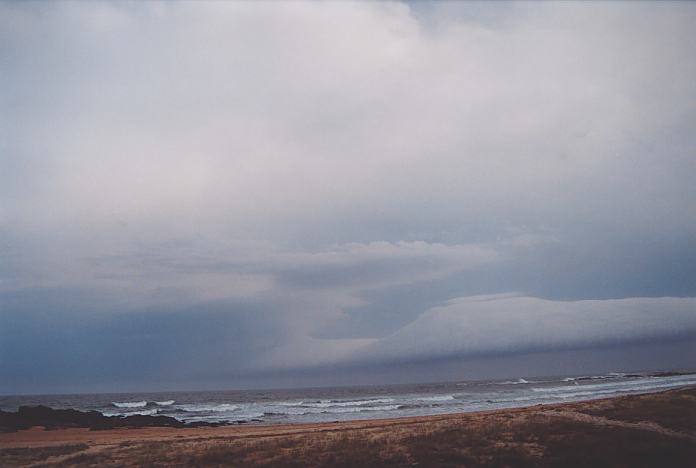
0, 405, 193, 432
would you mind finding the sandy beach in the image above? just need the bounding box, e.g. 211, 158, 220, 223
2, 386, 695, 467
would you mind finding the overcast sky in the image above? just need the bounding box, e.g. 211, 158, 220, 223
1, 1, 695, 394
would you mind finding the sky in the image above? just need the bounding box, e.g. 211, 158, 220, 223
1, 1, 695, 395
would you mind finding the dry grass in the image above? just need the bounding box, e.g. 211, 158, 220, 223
0, 443, 88, 466
4, 387, 696, 467
65, 413, 694, 467
577, 386, 696, 433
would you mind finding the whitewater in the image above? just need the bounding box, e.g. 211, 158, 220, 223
2, 371, 694, 425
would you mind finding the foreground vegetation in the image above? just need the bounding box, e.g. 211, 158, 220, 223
2, 387, 695, 467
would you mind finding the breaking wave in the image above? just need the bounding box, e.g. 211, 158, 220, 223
103, 408, 159, 417
532, 375, 696, 394
176, 403, 239, 413
533, 378, 696, 399
561, 373, 627, 382
500, 379, 529, 385
112, 401, 147, 408
85, 371, 696, 426
274, 398, 395, 409
416, 395, 456, 402
309, 398, 395, 408
266, 404, 402, 416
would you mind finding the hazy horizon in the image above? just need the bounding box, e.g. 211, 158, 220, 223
4, 352, 695, 397
2, 1, 695, 395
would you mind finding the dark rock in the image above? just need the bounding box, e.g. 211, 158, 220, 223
0, 405, 225, 432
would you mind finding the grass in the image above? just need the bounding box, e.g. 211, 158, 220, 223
0, 443, 88, 466
4, 388, 696, 467
57, 414, 696, 467
578, 387, 696, 433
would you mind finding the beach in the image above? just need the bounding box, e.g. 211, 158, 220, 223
2, 386, 695, 467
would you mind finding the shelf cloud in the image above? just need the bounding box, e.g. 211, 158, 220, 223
1, 1, 695, 393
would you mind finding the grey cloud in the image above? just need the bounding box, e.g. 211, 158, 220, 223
3, 1, 695, 247
353, 296, 696, 366
1, 1, 695, 392
0, 239, 497, 302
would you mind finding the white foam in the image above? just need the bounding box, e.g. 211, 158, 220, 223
276, 401, 305, 407
182, 412, 264, 422
112, 401, 147, 408
533, 375, 696, 394
416, 395, 456, 402
155, 400, 175, 406
104, 408, 158, 417
547, 380, 696, 399
266, 402, 404, 416
177, 403, 239, 413
302, 398, 395, 408
329, 404, 401, 414
562, 373, 625, 382
500, 378, 529, 385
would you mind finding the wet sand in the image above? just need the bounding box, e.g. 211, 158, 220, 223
2, 386, 695, 467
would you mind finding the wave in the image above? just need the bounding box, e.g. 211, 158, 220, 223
112, 400, 174, 409
276, 401, 306, 407
176, 403, 239, 413
546, 380, 696, 400
181, 412, 264, 423
415, 395, 456, 402
325, 404, 402, 414
274, 398, 395, 409
561, 373, 627, 382
103, 408, 159, 417
533, 375, 696, 394
499, 378, 530, 385
266, 404, 402, 416
112, 401, 147, 408
308, 398, 395, 408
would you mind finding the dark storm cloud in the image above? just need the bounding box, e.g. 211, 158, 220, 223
1, 1, 695, 393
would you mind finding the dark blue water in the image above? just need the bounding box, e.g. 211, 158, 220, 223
2, 372, 694, 425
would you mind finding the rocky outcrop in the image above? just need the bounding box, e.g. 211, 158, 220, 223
0, 405, 223, 432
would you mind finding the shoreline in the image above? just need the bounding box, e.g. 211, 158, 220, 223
2, 385, 695, 445
0, 386, 696, 466
2, 386, 695, 466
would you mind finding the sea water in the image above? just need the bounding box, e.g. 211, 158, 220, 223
2, 372, 694, 426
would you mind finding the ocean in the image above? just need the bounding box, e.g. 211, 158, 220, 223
2, 371, 694, 426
